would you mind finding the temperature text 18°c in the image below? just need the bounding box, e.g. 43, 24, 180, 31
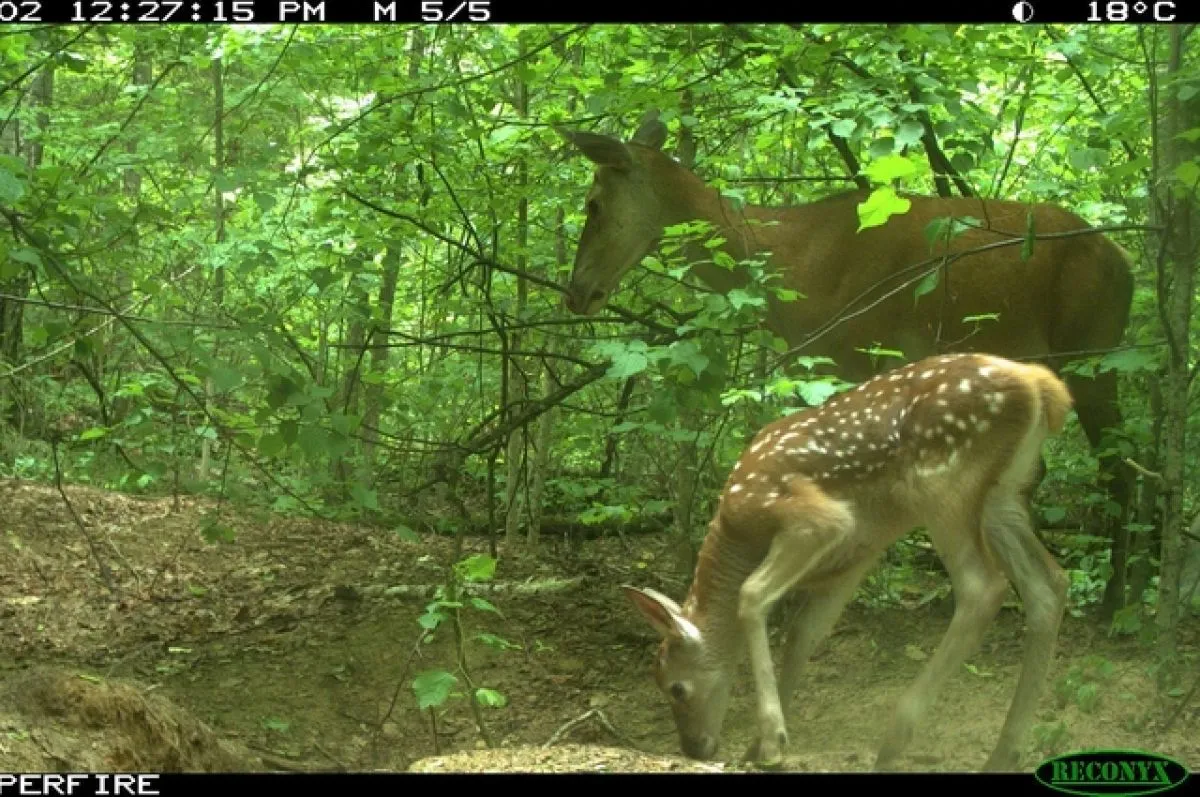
1087, 0, 1176, 21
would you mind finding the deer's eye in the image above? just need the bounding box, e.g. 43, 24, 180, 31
669, 682, 688, 702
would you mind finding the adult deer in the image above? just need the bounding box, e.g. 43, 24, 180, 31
625, 353, 1073, 770
556, 114, 1135, 613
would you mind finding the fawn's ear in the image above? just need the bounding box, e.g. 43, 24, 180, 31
623, 585, 700, 643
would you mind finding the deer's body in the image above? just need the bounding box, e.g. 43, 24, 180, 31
626, 353, 1073, 770
558, 114, 1133, 611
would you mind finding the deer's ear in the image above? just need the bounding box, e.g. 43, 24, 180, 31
630, 111, 668, 150
555, 127, 634, 171
623, 585, 699, 643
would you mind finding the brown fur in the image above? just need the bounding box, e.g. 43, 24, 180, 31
625, 353, 1074, 769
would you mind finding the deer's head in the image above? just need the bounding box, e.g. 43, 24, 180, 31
624, 585, 734, 760
556, 114, 671, 316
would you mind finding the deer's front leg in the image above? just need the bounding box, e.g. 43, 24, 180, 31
736, 521, 845, 768
737, 585, 787, 767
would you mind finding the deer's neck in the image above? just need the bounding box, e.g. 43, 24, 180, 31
661, 171, 794, 296
684, 523, 764, 664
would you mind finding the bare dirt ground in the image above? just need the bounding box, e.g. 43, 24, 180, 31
0, 478, 1195, 774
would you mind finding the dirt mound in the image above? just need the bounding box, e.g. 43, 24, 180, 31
0, 666, 254, 772
408, 743, 733, 773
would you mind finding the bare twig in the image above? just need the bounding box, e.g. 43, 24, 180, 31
1125, 457, 1165, 483
543, 708, 641, 750
51, 441, 117, 594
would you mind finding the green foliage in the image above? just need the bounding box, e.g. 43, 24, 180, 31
857, 187, 913, 231
412, 669, 459, 711
1054, 655, 1116, 713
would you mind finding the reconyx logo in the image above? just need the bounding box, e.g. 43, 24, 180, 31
1035, 750, 1191, 796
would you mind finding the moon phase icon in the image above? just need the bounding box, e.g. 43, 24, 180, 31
1012, 1, 1035, 21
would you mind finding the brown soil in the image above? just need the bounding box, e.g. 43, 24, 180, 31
0, 478, 1195, 774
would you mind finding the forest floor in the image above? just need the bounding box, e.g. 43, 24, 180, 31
0, 478, 1196, 774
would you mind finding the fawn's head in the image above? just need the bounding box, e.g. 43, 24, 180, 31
624, 585, 734, 760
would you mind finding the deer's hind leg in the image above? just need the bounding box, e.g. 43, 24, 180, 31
874, 512, 1010, 771
979, 489, 1068, 772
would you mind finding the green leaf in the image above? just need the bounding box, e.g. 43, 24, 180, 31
297, 425, 329, 456
895, 119, 925, 148
712, 250, 738, 269
0, 167, 25, 203
857, 187, 912, 231
201, 520, 236, 544
1173, 159, 1200, 189
1021, 210, 1037, 261
416, 606, 446, 631
412, 669, 458, 710
60, 52, 88, 73
79, 426, 109, 441
1043, 506, 1067, 524
923, 215, 980, 247
720, 388, 762, 406
469, 597, 500, 614
350, 483, 379, 511
474, 688, 508, 708
798, 379, 839, 406
667, 340, 709, 377
261, 717, 290, 733
856, 345, 905, 361
767, 377, 798, 397
392, 523, 420, 542
793, 356, 837, 371
593, 340, 650, 380
868, 137, 895, 159
9, 247, 41, 267
455, 554, 497, 583
258, 432, 286, 457
864, 154, 919, 184
832, 118, 857, 138
210, 366, 244, 392
607, 350, 647, 379
475, 632, 518, 650
1097, 348, 1158, 374
0, 253, 20, 281
647, 392, 677, 425
727, 288, 765, 311
913, 270, 940, 306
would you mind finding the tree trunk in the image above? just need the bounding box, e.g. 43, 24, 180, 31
504, 35, 531, 548
1153, 25, 1196, 686
200, 53, 226, 482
